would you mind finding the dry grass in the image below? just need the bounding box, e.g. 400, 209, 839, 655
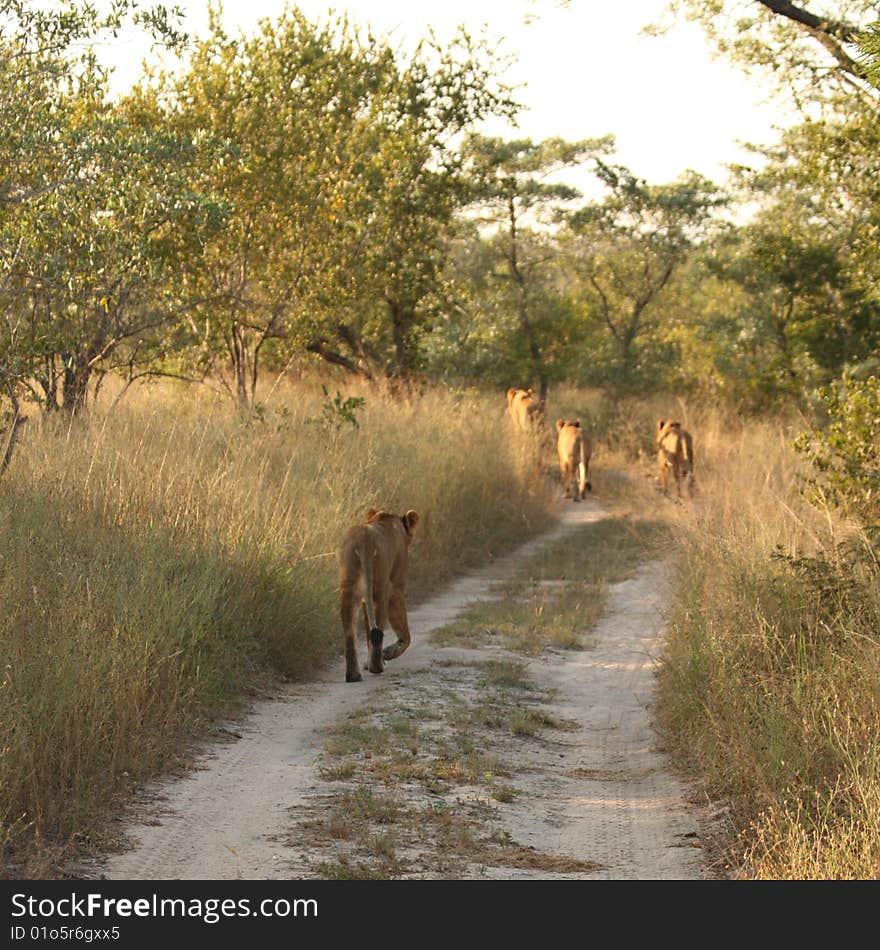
0, 379, 555, 876
653, 402, 880, 879
486, 847, 603, 874
12, 375, 874, 880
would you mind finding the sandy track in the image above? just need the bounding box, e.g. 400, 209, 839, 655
75, 502, 708, 881
471, 555, 704, 879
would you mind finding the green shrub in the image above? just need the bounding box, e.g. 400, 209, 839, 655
795, 375, 880, 530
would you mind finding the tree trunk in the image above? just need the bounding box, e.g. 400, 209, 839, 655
388, 299, 412, 393
619, 333, 637, 390
37, 356, 60, 411
0, 374, 26, 477
62, 352, 92, 416
508, 197, 547, 401
774, 303, 799, 382
230, 321, 256, 410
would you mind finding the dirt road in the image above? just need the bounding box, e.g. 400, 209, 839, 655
75, 502, 710, 880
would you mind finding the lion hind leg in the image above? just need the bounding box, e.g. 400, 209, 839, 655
383, 590, 411, 661
341, 586, 362, 683
580, 459, 592, 493
578, 435, 590, 496
572, 459, 581, 501
658, 454, 669, 494
574, 460, 587, 501
560, 460, 573, 498
674, 455, 685, 499
366, 594, 386, 674
359, 542, 385, 675
367, 623, 385, 674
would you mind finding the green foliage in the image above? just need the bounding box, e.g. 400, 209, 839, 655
2, 4, 518, 418
454, 134, 607, 395
4, 0, 880, 424
679, 111, 880, 407
308, 386, 366, 431
859, 20, 880, 87
567, 165, 727, 393
0, 0, 214, 415
794, 375, 880, 527
148, 12, 517, 404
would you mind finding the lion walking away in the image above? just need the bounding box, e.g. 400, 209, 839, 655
556, 419, 592, 501
338, 508, 420, 682
507, 387, 544, 431
656, 419, 695, 498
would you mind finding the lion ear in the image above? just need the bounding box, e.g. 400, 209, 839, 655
366, 507, 379, 521
404, 510, 420, 533
573, 419, 581, 428
657, 419, 665, 431
556, 418, 564, 431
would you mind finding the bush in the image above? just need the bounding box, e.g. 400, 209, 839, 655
794, 375, 880, 530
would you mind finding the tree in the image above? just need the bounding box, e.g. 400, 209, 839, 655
301, 30, 519, 390
153, 11, 515, 405
0, 0, 196, 419
713, 116, 880, 397
6, 97, 227, 414
423, 221, 589, 390
141, 8, 386, 408
460, 134, 608, 400
716, 224, 844, 391
859, 19, 880, 87
795, 374, 880, 528
568, 162, 726, 392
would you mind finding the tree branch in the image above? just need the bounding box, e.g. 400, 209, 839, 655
756, 0, 864, 77
0, 372, 27, 478
305, 340, 366, 376
588, 274, 621, 343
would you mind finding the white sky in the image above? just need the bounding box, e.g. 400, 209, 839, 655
102, 0, 798, 189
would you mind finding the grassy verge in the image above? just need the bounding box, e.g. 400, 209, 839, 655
653, 407, 880, 878
0, 381, 555, 876
430, 514, 666, 653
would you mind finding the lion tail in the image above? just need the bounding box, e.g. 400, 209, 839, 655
357, 539, 381, 639
681, 431, 694, 474
578, 434, 591, 494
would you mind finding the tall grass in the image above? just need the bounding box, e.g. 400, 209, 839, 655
0, 380, 555, 875
653, 404, 880, 879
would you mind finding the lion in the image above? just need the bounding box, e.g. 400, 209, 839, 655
656, 419, 695, 498
507, 387, 544, 431
338, 507, 420, 683
556, 419, 592, 501
506, 387, 525, 414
